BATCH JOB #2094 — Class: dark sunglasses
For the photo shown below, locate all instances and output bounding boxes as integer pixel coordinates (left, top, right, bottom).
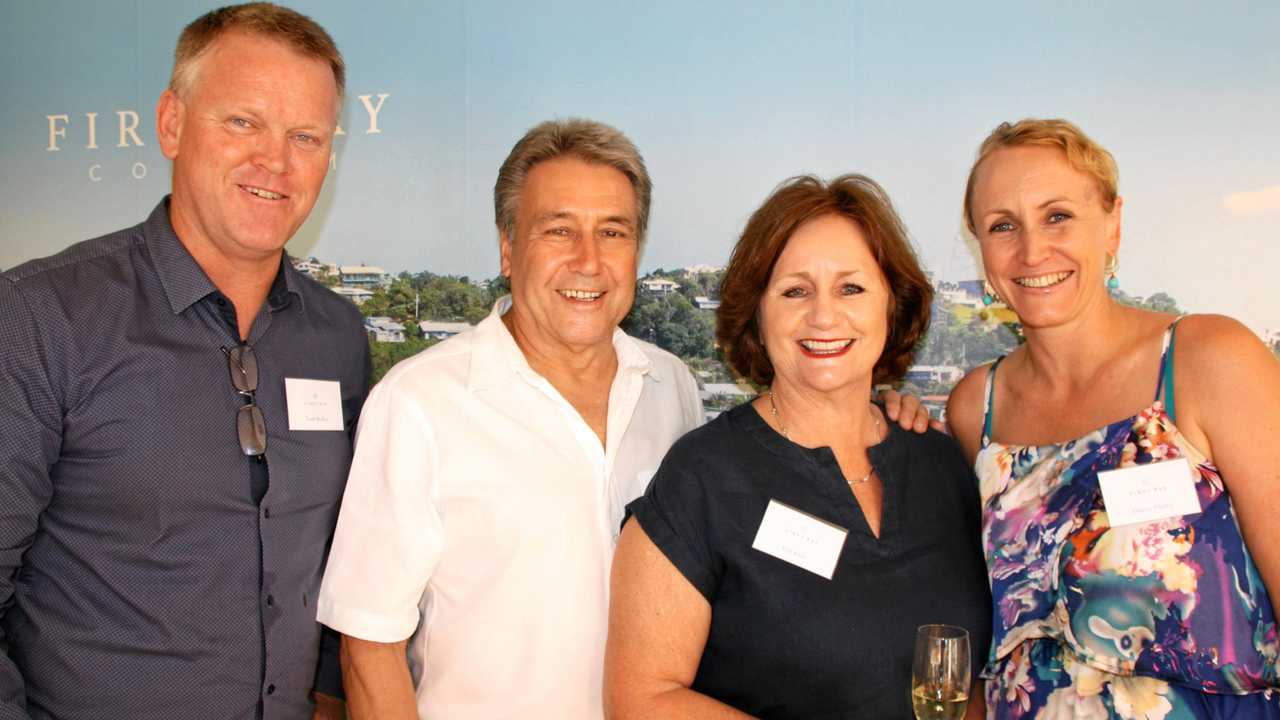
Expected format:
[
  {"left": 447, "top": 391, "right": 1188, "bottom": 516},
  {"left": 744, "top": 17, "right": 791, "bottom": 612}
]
[{"left": 223, "top": 344, "right": 267, "bottom": 456}]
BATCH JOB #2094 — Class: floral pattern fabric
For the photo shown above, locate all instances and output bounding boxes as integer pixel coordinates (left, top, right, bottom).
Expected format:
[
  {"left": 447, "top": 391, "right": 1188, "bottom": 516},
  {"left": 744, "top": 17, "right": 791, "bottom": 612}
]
[{"left": 975, "top": 329, "right": 1279, "bottom": 719}]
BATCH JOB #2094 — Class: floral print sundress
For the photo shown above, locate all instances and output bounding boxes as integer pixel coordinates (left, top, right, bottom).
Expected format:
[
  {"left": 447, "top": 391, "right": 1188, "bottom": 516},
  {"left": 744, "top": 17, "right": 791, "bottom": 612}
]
[{"left": 976, "top": 323, "right": 1279, "bottom": 719}]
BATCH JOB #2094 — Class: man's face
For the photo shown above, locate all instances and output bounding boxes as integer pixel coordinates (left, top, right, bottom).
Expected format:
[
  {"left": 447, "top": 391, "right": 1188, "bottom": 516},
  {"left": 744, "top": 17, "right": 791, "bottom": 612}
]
[
  {"left": 157, "top": 30, "right": 338, "bottom": 264},
  {"left": 500, "top": 156, "right": 639, "bottom": 357}
]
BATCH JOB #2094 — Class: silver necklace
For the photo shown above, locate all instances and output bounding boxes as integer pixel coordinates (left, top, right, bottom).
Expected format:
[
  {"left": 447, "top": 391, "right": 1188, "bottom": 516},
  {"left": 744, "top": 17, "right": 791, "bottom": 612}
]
[{"left": 767, "top": 389, "right": 880, "bottom": 485}]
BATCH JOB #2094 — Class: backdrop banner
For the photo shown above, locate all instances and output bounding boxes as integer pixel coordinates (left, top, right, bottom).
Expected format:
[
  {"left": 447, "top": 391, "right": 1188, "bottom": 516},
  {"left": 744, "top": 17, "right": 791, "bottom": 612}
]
[{"left": 4, "top": 1, "right": 1277, "bottom": 405}]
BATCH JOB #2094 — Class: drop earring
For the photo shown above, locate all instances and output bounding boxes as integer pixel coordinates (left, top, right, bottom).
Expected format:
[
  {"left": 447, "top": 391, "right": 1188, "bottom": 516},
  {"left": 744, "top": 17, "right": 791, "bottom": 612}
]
[
  {"left": 982, "top": 279, "right": 1000, "bottom": 306},
  {"left": 1104, "top": 253, "right": 1120, "bottom": 293}
]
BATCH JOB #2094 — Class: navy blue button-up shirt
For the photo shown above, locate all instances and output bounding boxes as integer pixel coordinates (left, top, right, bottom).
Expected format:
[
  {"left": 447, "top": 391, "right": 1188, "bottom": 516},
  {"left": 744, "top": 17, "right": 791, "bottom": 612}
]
[{"left": 0, "top": 199, "right": 370, "bottom": 719}]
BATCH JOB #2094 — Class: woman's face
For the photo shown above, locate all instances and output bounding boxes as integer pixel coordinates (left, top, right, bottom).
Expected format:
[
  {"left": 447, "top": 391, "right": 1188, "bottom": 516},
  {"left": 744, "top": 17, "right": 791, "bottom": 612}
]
[
  {"left": 969, "top": 144, "right": 1121, "bottom": 330},
  {"left": 758, "top": 214, "right": 890, "bottom": 396}
]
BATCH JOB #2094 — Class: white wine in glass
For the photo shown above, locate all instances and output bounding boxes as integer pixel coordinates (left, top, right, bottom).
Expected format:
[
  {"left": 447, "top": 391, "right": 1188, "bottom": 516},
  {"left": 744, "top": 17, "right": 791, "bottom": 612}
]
[{"left": 911, "top": 624, "right": 970, "bottom": 720}]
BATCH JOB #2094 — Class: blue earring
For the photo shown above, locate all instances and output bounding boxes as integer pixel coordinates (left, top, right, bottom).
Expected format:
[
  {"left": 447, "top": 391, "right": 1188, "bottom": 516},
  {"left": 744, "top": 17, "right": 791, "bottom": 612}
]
[
  {"left": 982, "top": 280, "right": 999, "bottom": 306},
  {"left": 1105, "top": 253, "right": 1120, "bottom": 293}
]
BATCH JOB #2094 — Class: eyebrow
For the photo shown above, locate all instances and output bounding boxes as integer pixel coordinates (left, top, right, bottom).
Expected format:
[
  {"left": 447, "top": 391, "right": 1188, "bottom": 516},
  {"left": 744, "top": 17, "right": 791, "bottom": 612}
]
[
  {"left": 533, "top": 211, "right": 635, "bottom": 228},
  {"left": 776, "top": 269, "right": 864, "bottom": 282},
  {"left": 980, "top": 196, "right": 1073, "bottom": 220}
]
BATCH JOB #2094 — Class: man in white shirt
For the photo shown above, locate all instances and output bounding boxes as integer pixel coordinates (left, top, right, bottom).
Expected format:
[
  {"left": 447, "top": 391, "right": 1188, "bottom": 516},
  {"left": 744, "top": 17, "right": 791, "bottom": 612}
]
[{"left": 316, "top": 118, "right": 704, "bottom": 719}]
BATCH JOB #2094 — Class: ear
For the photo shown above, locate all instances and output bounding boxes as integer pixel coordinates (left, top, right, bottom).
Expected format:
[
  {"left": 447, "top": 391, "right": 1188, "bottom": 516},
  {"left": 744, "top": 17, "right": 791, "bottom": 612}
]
[
  {"left": 498, "top": 229, "right": 513, "bottom": 278},
  {"left": 1106, "top": 196, "right": 1124, "bottom": 254},
  {"left": 156, "top": 89, "right": 185, "bottom": 161}
]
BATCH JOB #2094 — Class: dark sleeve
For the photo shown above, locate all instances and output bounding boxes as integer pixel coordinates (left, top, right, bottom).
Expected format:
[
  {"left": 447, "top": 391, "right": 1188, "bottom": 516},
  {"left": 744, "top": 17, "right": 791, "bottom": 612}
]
[
  {"left": 625, "top": 436, "right": 722, "bottom": 601},
  {"left": 0, "top": 280, "right": 59, "bottom": 719},
  {"left": 311, "top": 625, "right": 345, "bottom": 699}
]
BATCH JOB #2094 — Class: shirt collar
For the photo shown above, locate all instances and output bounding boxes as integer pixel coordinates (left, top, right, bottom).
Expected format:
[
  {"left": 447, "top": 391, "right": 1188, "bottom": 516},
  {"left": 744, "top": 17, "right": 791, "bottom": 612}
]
[
  {"left": 145, "top": 195, "right": 305, "bottom": 314},
  {"left": 467, "top": 295, "right": 658, "bottom": 392}
]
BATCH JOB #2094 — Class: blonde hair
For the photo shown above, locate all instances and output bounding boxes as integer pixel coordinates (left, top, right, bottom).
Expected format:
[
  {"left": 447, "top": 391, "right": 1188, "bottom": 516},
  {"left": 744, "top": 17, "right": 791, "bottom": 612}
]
[
  {"left": 170, "top": 3, "right": 345, "bottom": 101},
  {"left": 964, "top": 118, "right": 1118, "bottom": 234}
]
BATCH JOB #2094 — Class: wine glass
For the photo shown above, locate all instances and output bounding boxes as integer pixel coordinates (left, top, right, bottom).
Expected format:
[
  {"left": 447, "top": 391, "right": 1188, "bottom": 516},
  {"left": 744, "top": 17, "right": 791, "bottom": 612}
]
[{"left": 911, "top": 624, "right": 971, "bottom": 720}]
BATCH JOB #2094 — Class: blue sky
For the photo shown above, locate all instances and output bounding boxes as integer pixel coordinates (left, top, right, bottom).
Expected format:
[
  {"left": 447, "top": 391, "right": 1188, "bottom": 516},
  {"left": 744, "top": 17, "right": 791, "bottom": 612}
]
[{"left": 3, "top": 1, "right": 1277, "bottom": 332}]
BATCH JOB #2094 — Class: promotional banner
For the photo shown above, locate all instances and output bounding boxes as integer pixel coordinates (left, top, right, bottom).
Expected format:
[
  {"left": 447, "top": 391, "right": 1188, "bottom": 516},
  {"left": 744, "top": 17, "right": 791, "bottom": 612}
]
[{"left": 4, "top": 1, "right": 1277, "bottom": 405}]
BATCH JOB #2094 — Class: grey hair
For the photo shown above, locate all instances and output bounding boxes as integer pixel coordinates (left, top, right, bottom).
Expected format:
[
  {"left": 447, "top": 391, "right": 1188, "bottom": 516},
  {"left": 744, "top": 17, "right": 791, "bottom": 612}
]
[{"left": 494, "top": 118, "right": 653, "bottom": 246}]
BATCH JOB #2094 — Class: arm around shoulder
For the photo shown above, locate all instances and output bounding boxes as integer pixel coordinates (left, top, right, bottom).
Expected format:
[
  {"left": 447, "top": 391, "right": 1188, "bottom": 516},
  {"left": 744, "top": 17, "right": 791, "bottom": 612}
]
[
  {"left": 1172, "top": 314, "right": 1280, "bottom": 618},
  {"left": 947, "top": 364, "right": 993, "bottom": 466},
  {"left": 604, "top": 518, "right": 754, "bottom": 719}
]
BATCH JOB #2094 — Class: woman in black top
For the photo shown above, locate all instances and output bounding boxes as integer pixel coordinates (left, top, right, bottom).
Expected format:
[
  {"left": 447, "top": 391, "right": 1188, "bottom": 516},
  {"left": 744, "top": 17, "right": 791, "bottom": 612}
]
[{"left": 604, "top": 175, "right": 991, "bottom": 719}]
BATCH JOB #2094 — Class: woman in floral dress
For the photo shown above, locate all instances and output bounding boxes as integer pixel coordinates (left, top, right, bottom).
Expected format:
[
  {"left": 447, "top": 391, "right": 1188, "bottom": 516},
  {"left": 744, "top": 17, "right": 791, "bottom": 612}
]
[{"left": 946, "top": 119, "right": 1280, "bottom": 719}]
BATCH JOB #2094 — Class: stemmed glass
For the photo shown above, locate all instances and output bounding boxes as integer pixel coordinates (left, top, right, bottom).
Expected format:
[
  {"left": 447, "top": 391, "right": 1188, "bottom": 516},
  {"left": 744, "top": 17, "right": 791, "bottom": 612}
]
[{"left": 911, "top": 624, "right": 971, "bottom": 720}]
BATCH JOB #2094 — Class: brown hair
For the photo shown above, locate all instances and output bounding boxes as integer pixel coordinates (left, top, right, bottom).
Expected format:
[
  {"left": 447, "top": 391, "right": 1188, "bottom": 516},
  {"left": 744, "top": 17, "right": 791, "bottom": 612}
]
[
  {"left": 964, "top": 118, "right": 1118, "bottom": 235},
  {"left": 494, "top": 118, "right": 652, "bottom": 247},
  {"left": 170, "top": 3, "right": 345, "bottom": 101},
  {"left": 717, "top": 174, "right": 933, "bottom": 386}
]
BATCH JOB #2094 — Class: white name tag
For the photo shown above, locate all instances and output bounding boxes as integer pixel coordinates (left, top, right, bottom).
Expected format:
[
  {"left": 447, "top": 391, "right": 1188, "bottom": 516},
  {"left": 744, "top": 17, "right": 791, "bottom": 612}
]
[
  {"left": 751, "top": 499, "right": 848, "bottom": 580},
  {"left": 284, "top": 378, "right": 345, "bottom": 431},
  {"left": 1097, "top": 458, "right": 1201, "bottom": 528}
]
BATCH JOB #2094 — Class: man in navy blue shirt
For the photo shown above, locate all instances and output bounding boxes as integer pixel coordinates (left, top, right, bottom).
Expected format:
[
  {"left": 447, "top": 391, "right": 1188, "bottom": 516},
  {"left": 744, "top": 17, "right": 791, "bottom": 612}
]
[{"left": 0, "top": 4, "right": 368, "bottom": 719}]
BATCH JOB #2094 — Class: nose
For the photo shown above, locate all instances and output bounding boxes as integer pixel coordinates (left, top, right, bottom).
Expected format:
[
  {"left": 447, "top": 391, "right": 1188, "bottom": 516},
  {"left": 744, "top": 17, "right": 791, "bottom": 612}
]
[
  {"left": 1018, "top": 225, "right": 1051, "bottom": 266},
  {"left": 253, "top": 133, "right": 290, "bottom": 175},
  {"left": 568, "top": 234, "right": 602, "bottom": 276},
  {"left": 807, "top": 289, "right": 838, "bottom": 329}
]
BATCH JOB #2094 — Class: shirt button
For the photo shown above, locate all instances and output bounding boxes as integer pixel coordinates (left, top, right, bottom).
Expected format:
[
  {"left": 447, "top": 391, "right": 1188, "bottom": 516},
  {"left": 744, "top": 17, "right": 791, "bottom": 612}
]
[
  {"left": 263, "top": 507, "right": 271, "bottom": 519},
  {"left": 216, "top": 298, "right": 227, "bottom": 306},
  {"left": 266, "top": 684, "right": 276, "bottom": 695},
  {"left": 266, "top": 594, "right": 275, "bottom": 607}
]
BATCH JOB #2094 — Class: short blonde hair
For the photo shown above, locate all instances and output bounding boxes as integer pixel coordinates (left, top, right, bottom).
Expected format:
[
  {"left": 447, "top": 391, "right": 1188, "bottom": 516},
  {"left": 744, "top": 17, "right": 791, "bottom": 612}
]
[
  {"left": 170, "top": 3, "right": 345, "bottom": 101},
  {"left": 963, "top": 118, "right": 1118, "bottom": 235}
]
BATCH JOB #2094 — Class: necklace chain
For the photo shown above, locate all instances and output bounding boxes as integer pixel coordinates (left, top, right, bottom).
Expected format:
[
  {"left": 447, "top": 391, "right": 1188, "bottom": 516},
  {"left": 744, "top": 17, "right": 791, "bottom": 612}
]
[{"left": 767, "top": 390, "right": 880, "bottom": 485}]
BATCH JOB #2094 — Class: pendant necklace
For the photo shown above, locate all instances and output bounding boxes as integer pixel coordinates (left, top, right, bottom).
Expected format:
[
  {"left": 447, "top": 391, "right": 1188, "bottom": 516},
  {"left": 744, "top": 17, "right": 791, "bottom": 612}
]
[{"left": 767, "top": 389, "right": 880, "bottom": 486}]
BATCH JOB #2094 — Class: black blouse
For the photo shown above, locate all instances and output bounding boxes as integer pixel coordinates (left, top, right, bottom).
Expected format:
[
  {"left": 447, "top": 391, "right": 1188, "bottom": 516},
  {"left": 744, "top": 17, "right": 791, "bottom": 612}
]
[{"left": 627, "top": 402, "right": 992, "bottom": 719}]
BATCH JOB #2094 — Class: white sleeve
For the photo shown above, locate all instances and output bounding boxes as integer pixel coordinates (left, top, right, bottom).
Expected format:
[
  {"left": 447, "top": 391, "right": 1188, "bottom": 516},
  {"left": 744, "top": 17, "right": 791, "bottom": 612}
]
[
  {"left": 675, "top": 360, "right": 705, "bottom": 431},
  {"left": 316, "top": 373, "right": 443, "bottom": 642}
]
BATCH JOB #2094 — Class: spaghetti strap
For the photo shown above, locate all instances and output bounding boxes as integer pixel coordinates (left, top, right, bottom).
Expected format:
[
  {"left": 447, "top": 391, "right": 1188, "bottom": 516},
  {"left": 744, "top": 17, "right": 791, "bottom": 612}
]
[
  {"left": 1153, "top": 321, "right": 1180, "bottom": 422},
  {"left": 981, "top": 357, "right": 1005, "bottom": 448}
]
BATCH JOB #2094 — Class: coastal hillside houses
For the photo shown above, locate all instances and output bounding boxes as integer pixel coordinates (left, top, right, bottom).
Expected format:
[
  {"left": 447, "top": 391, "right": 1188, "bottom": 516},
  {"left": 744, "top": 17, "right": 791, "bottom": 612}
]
[
  {"left": 693, "top": 296, "right": 720, "bottom": 310},
  {"left": 292, "top": 256, "right": 338, "bottom": 278},
  {"left": 340, "top": 265, "right": 391, "bottom": 288},
  {"left": 418, "top": 320, "right": 473, "bottom": 340},
  {"left": 640, "top": 277, "right": 679, "bottom": 297},
  {"left": 364, "top": 316, "right": 406, "bottom": 343},
  {"left": 331, "top": 286, "right": 374, "bottom": 305}
]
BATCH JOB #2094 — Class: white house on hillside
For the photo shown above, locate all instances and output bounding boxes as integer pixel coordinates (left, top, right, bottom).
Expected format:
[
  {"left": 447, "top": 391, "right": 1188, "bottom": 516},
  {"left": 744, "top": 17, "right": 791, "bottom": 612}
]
[
  {"left": 419, "top": 320, "right": 473, "bottom": 340},
  {"left": 640, "top": 277, "right": 679, "bottom": 297}
]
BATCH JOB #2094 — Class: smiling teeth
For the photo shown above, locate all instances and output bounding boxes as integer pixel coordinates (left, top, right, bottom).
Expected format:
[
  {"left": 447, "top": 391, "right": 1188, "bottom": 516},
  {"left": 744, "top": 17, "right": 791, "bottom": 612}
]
[
  {"left": 245, "top": 186, "right": 283, "bottom": 200},
  {"left": 799, "top": 339, "right": 852, "bottom": 354},
  {"left": 1014, "top": 271, "right": 1071, "bottom": 288},
  {"left": 559, "top": 289, "right": 602, "bottom": 300}
]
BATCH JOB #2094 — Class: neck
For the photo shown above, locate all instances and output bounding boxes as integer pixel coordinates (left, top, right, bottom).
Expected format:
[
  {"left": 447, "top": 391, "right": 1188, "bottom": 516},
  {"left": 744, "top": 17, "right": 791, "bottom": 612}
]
[
  {"left": 169, "top": 202, "right": 280, "bottom": 341},
  {"left": 762, "top": 376, "right": 880, "bottom": 449},
  {"left": 1018, "top": 297, "right": 1139, "bottom": 388},
  {"left": 501, "top": 308, "right": 619, "bottom": 390}
]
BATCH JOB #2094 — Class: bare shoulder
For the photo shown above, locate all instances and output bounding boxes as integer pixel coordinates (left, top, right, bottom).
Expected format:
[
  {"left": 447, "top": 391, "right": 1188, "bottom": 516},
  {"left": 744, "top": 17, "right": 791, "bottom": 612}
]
[
  {"left": 947, "top": 362, "right": 995, "bottom": 463},
  {"left": 1174, "top": 314, "right": 1276, "bottom": 383},
  {"left": 1172, "top": 314, "right": 1280, "bottom": 431}
]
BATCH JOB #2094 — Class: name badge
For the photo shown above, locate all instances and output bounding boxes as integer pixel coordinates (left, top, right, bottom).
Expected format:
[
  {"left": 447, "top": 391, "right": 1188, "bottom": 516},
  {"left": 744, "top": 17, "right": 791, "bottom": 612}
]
[
  {"left": 1097, "top": 458, "right": 1201, "bottom": 528},
  {"left": 284, "top": 378, "right": 344, "bottom": 431},
  {"left": 751, "top": 499, "right": 848, "bottom": 580}
]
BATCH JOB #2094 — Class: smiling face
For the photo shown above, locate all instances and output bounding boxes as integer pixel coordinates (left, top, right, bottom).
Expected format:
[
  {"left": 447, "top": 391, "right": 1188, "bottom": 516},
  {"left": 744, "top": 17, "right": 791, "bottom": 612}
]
[
  {"left": 758, "top": 214, "right": 890, "bottom": 397},
  {"left": 969, "top": 144, "right": 1122, "bottom": 330},
  {"left": 157, "top": 30, "right": 338, "bottom": 266},
  {"left": 500, "top": 156, "right": 639, "bottom": 358}
]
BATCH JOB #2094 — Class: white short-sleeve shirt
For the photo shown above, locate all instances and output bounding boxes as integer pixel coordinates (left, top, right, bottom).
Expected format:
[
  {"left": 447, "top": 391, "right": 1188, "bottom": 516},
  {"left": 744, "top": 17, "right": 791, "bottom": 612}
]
[{"left": 317, "top": 297, "right": 703, "bottom": 719}]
